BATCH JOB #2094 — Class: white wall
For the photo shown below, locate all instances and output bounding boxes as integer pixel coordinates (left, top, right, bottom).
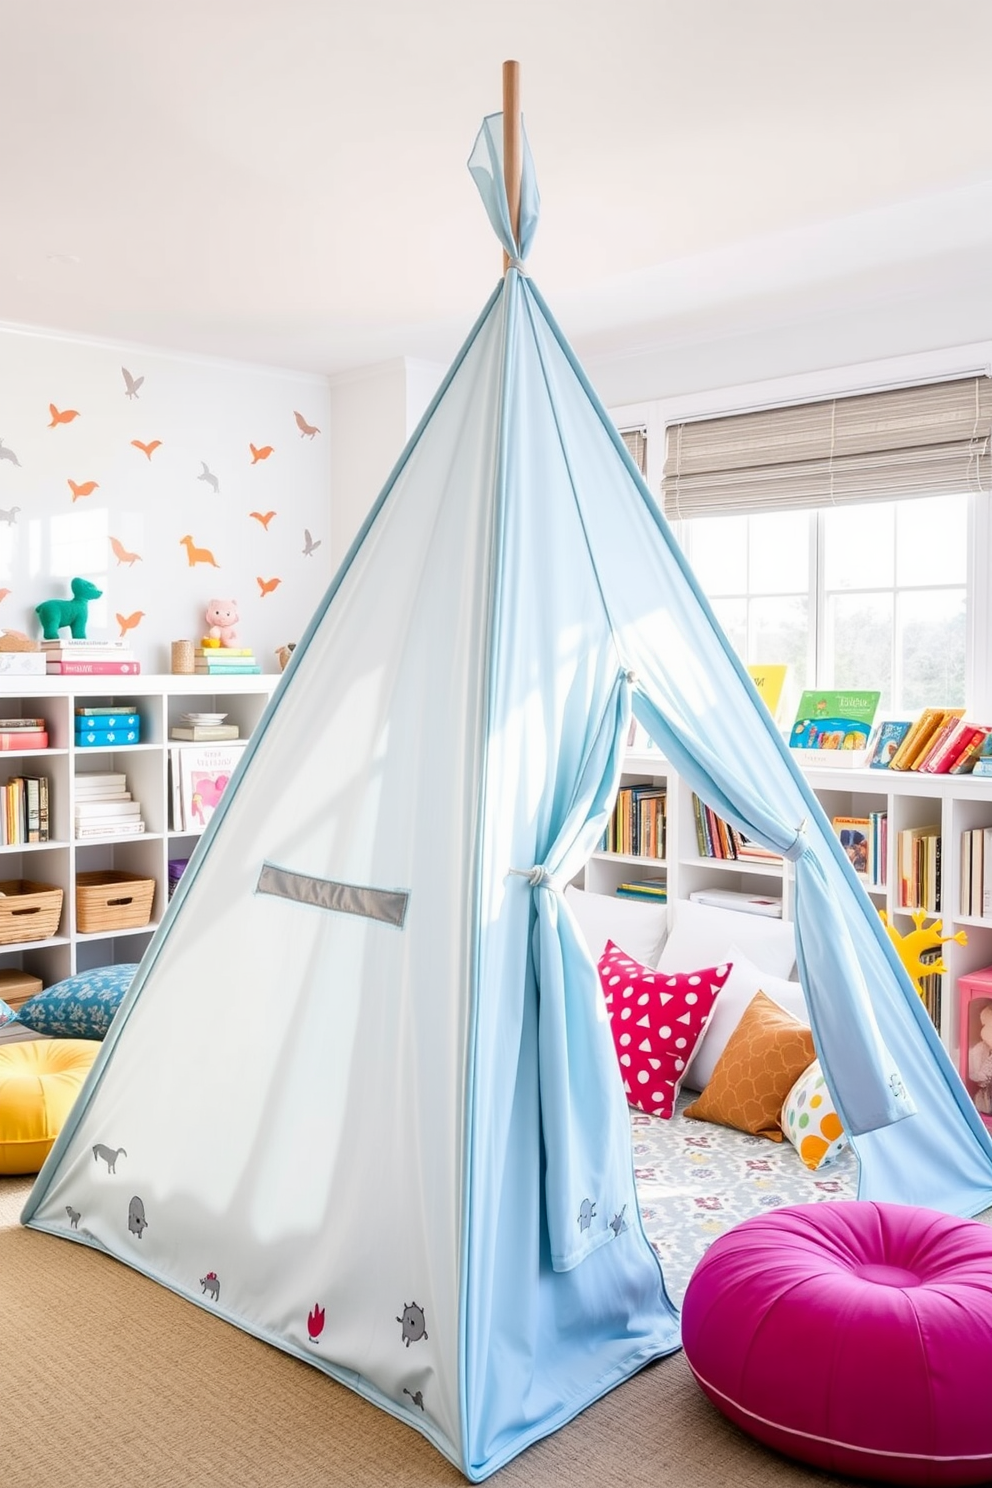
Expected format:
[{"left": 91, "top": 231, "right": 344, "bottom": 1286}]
[
  {"left": 0, "top": 325, "right": 334, "bottom": 672},
  {"left": 327, "top": 357, "right": 445, "bottom": 566}
]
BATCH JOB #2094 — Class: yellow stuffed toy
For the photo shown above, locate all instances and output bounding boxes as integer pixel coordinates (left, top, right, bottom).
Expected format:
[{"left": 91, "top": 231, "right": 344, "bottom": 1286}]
[{"left": 878, "top": 908, "right": 966, "bottom": 996}]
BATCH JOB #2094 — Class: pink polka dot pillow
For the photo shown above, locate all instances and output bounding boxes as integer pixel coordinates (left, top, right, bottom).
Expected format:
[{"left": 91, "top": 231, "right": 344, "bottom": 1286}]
[{"left": 598, "top": 940, "right": 731, "bottom": 1119}]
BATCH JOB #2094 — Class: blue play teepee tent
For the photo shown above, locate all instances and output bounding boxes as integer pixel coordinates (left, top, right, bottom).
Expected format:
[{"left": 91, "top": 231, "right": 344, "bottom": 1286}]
[{"left": 23, "top": 81, "right": 992, "bottom": 1481}]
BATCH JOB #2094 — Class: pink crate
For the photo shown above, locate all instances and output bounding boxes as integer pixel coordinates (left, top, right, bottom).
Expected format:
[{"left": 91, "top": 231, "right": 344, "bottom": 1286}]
[{"left": 957, "top": 965, "right": 992, "bottom": 1131}]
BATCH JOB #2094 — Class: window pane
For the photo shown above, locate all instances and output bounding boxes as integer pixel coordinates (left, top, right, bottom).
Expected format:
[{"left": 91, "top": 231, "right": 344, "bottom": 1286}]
[
  {"left": 708, "top": 596, "right": 747, "bottom": 658},
  {"left": 822, "top": 503, "right": 894, "bottom": 589},
  {"left": 748, "top": 511, "right": 808, "bottom": 595},
  {"left": 898, "top": 588, "right": 966, "bottom": 709},
  {"left": 824, "top": 592, "right": 893, "bottom": 707},
  {"left": 897, "top": 494, "right": 967, "bottom": 586},
  {"left": 749, "top": 596, "right": 810, "bottom": 690},
  {"left": 687, "top": 515, "right": 748, "bottom": 595}
]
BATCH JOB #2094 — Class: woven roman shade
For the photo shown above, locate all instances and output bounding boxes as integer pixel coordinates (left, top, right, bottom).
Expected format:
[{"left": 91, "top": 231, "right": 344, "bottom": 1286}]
[
  {"left": 662, "top": 376, "right": 992, "bottom": 520},
  {"left": 620, "top": 426, "right": 647, "bottom": 476}
]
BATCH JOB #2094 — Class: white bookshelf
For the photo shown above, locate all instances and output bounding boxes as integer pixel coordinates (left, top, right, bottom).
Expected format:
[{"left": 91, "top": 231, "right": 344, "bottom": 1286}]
[
  {"left": 0, "top": 674, "right": 279, "bottom": 985},
  {"left": 583, "top": 751, "right": 992, "bottom": 1071}
]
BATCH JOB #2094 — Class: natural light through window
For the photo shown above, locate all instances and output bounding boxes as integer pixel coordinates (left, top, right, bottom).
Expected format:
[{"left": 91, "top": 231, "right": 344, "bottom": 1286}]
[{"left": 680, "top": 493, "right": 967, "bottom": 713}]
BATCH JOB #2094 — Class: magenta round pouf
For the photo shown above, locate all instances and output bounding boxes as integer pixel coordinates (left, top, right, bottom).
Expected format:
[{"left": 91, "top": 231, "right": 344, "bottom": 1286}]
[{"left": 681, "top": 1202, "right": 992, "bottom": 1486}]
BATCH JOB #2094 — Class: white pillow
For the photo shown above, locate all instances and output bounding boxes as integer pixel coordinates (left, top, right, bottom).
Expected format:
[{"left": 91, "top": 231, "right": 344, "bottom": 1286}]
[
  {"left": 680, "top": 946, "right": 808, "bottom": 1093},
  {"left": 656, "top": 899, "right": 796, "bottom": 981},
  {"left": 563, "top": 884, "right": 669, "bottom": 969}
]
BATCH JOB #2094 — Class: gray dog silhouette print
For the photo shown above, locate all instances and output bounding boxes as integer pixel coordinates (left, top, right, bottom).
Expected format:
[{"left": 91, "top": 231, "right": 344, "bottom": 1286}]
[{"left": 93, "top": 1144, "right": 127, "bottom": 1174}]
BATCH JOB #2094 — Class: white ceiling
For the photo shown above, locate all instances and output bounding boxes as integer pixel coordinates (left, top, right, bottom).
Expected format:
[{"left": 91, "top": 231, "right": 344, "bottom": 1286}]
[{"left": 4, "top": 1, "right": 992, "bottom": 380}]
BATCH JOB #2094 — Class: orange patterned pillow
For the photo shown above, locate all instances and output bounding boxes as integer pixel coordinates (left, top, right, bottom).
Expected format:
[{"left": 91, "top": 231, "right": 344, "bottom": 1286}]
[{"left": 683, "top": 990, "right": 815, "bottom": 1141}]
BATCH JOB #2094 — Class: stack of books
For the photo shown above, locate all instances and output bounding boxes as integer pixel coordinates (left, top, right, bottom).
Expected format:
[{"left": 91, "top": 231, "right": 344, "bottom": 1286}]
[
  {"left": 614, "top": 877, "right": 668, "bottom": 904},
  {"left": 896, "top": 823, "right": 941, "bottom": 913},
  {"left": 602, "top": 783, "right": 666, "bottom": 858},
  {"left": 0, "top": 716, "right": 49, "bottom": 751},
  {"left": 74, "top": 772, "right": 146, "bottom": 840},
  {"left": 0, "top": 774, "right": 50, "bottom": 843},
  {"left": 691, "top": 793, "right": 782, "bottom": 865},
  {"left": 44, "top": 640, "right": 140, "bottom": 675},
  {"left": 194, "top": 645, "right": 260, "bottom": 676},
  {"left": 74, "top": 706, "right": 141, "bottom": 749},
  {"left": 170, "top": 722, "right": 240, "bottom": 742}
]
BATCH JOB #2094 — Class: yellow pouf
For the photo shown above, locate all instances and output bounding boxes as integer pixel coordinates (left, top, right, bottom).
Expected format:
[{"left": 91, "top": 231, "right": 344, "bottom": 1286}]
[{"left": 0, "top": 1039, "right": 99, "bottom": 1175}]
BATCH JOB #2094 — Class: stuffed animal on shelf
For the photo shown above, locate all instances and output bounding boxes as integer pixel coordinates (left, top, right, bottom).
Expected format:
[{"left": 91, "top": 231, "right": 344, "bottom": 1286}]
[
  {"left": 204, "top": 598, "right": 239, "bottom": 646},
  {"left": 35, "top": 577, "right": 103, "bottom": 640},
  {"left": 276, "top": 642, "right": 296, "bottom": 672},
  {"left": 968, "top": 1005, "right": 992, "bottom": 1114}
]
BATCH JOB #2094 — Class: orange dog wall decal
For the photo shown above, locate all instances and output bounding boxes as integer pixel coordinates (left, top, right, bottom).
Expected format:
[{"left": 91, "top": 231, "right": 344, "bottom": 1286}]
[
  {"left": 68, "top": 479, "right": 99, "bottom": 502},
  {"left": 110, "top": 537, "right": 142, "bottom": 567},
  {"left": 48, "top": 404, "right": 80, "bottom": 427},
  {"left": 180, "top": 535, "right": 220, "bottom": 568},
  {"left": 257, "top": 576, "right": 281, "bottom": 597},
  {"left": 131, "top": 439, "right": 162, "bottom": 460}
]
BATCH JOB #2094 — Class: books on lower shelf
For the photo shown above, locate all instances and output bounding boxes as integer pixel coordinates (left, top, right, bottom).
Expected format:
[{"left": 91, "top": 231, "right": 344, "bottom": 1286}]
[
  {"left": 0, "top": 774, "right": 50, "bottom": 843},
  {"left": 688, "top": 887, "right": 783, "bottom": 918},
  {"left": 170, "top": 724, "right": 240, "bottom": 741},
  {"left": 74, "top": 771, "right": 145, "bottom": 839},
  {"left": 615, "top": 877, "right": 668, "bottom": 903},
  {"left": 960, "top": 827, "right": 992, "bottom": 919},
  {"left": 169, "top": 742, "right": 247, "bottom": 832},
  {"left": 897, "top": 824, "right": 941, "bottom": 912}
]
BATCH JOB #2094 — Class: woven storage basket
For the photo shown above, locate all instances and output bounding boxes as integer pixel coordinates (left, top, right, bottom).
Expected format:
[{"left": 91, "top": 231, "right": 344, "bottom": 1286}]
[
  {"left": 0, "top": 880, "right": 64, "bottom": 945},
  {"left": 75, "top": 872, "right": 154, "bottom": 934}
]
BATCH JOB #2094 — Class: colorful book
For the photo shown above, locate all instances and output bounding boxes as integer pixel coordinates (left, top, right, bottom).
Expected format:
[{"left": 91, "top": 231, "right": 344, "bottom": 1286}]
[
  {"left": 192, "top": 664, "right": 262, "bottom": 675},
  {"left": 76, "top": 706, "right": 139, "bottom": 716},
  {"left": 746, "top": 663, "right": 792, "bottom": 724},
  {"left": 75, "top": 727, "right": 140, "bottom": 747},
  {"left": 867, "top": 720, "right": 912, "bottom": 768},
  {"left": 177, "top": 742, "right": 247, "bottom": 831},
  {"left": 43, "top": 638, "right": 127, "bottom": 649},
  {"left": 74, "top": 713, "right": 139, "bottom": 731},
  {"left": 789, "top": 690, "right": 880, "bottom": 752},
  {"left": 47, "top": 660, "right": 141, "bottom": 675},
  {"left": 832, "top": 815, "right": 871, "bottom": 875},
  {"left": 0, "top": 730, "right": 48, "bottom": 750}
]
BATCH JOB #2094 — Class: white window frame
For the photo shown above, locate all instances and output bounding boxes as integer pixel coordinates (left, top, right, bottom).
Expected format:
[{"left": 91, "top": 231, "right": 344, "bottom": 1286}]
[{"left": 612, "top": 339, "right": 992, "bottom": 718}]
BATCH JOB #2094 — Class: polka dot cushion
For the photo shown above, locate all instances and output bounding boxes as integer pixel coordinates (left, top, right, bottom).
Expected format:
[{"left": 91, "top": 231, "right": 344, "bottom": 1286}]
[
  {"left": 598, "top": 940, "right": 731, "bottom": 1119},
  {"left": 682, "top": 1202, "right": 992, "bottom": 1485},
  {"left": 780, "top": 1057, "right": 847, "bottom": 1169}
]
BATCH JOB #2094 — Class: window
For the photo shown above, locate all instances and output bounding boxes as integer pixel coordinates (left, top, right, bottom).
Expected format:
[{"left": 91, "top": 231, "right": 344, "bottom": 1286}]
[
  {"left": 663, "top": 377, "right": 987, "bottom": 714},
  {"left": 680, "top": 495, "right": 967, "bottom": 712}
]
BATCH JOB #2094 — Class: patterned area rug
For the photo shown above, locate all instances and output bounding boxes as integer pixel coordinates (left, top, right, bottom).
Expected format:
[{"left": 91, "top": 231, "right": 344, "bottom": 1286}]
[{"left": 633, "top": 1090, "right": 860, "bottom": 1304}]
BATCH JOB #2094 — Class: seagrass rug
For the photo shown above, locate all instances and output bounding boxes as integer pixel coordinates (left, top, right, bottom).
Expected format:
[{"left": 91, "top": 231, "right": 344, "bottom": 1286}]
[{"left": 0, "top": 1173, "right": 888, "bottom": 1488}]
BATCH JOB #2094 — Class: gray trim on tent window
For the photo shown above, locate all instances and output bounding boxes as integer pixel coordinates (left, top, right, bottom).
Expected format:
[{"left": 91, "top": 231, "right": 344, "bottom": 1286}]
[{"left": 256, "top": 862, "right": 409, "bottom": 928}]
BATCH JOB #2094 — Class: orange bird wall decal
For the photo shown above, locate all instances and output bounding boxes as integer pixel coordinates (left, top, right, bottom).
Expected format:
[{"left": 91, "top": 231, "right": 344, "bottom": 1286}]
[
  {"left": 48, "top": 404, "right": 80, "bottom": 427},
  {"left": 117, "top": 610, "right": 145, "bottom": 637},
  {"left": 180, "top": 535, "right": 219, "bottom": 568},
  {"left": 68, "top": 479, "right": 99, "bottom": 502},
  {"left": 294, "top": 411, "right": 320, "bottom": 439},
  {"left": 131, "top": 439, "right": 162, "bottom": 460},
  {"left": 257, "top": 576, "right": 281, "bottom": 597},
  {"left": 249, "top": 510, "right": 276, "bottom": 529},
  {"left": 110, "top": 537, "right": 142, "bottom": 567},
  {"left": 249, "top": 443, "right": 274, "bottom": 463}
]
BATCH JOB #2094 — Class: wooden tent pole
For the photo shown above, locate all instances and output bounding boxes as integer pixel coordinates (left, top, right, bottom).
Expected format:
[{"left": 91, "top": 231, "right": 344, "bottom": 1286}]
[{"left": 502, "top": 60, "right": 522, "bottom": 273}]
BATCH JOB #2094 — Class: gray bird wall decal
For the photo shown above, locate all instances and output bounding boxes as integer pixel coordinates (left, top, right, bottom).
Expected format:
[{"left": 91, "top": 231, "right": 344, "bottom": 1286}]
[{"left": 197, "top": 462, "right": 220, "bottom": 494}]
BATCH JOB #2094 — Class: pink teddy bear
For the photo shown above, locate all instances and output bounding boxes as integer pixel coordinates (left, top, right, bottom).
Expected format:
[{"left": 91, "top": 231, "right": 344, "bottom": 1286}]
[{"left": 205, "top": 598, "right": 239, "bottom": 647}]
